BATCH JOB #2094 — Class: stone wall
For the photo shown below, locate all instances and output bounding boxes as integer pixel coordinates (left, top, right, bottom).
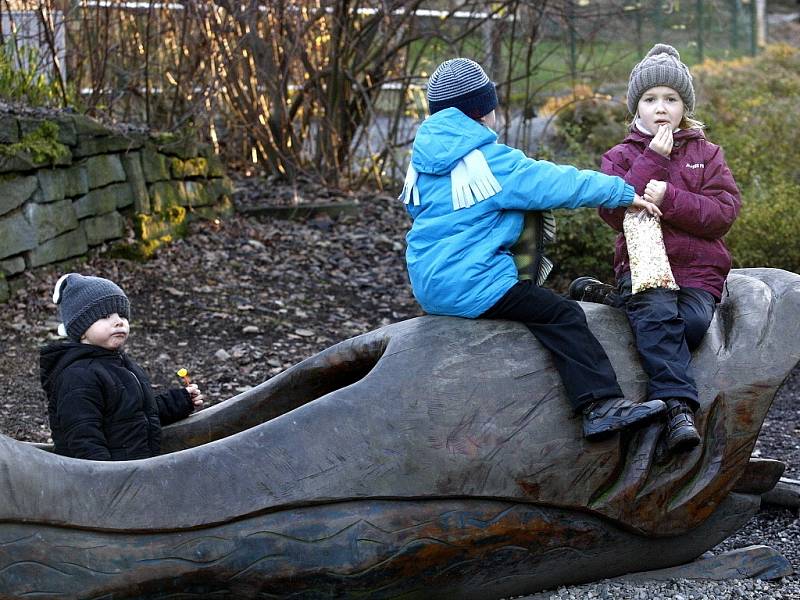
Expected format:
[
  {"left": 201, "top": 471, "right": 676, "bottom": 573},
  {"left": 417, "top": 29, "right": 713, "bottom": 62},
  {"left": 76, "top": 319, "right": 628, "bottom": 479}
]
[{"left": 0, "top": 111, "right": 233, "bottom": 302}]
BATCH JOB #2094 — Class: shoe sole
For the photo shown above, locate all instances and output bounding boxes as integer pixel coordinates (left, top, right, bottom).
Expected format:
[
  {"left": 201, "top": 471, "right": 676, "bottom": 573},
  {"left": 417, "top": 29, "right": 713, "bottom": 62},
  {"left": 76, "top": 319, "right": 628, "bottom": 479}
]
[
  {"left": 584, "top": 400, "right": 667, "bottom": 441},
  {"left": 667, "top": 428, "right": 701, "bottom": 453}
]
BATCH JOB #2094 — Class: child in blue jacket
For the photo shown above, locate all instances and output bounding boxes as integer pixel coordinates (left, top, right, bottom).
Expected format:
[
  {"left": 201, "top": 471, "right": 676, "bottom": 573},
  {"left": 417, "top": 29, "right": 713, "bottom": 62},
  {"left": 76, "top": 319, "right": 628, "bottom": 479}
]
[{"left": 399, "top": 58, "right": 665, "bottom": 440}]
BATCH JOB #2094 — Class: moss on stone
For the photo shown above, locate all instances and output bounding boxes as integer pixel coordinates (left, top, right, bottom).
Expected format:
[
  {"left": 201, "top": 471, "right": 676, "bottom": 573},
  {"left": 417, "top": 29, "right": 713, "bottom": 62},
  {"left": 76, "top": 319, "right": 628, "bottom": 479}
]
[
  {"left": 120, "top": 204, "right": 189, "bottom": 260},
  {"left": 0, "top": 121, "right": 70, "bottom": 165}
]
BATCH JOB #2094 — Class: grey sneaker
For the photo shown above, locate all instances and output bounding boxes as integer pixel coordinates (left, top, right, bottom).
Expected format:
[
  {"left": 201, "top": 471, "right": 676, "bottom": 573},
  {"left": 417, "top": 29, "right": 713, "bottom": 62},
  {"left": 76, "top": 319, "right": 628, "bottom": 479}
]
[
  {"left": 583, "top": 397, "right": 667, "bottom": 440},
  {"left": 568, "top": 276, "right": 619, "bottom": 306}
]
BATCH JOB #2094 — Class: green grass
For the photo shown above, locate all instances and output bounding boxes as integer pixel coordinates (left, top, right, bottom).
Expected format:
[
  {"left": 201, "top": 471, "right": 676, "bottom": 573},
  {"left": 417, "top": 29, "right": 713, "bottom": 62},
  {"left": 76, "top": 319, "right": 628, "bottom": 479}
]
[{"left": 399, "top": 6, "right": 757, "bottom": 111}]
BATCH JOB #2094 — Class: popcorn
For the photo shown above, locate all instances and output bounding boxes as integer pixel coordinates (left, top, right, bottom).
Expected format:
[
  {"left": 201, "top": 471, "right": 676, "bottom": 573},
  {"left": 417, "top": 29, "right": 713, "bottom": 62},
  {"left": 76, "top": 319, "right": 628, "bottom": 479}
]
[{"left": 623, "top": 211, "right": 679, "bottom": 294}]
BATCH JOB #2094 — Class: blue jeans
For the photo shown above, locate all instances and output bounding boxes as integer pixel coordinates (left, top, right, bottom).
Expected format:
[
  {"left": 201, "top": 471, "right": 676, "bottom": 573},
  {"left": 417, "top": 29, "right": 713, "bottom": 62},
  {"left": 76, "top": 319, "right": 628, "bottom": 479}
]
[{"left": 617, "top": 276, "right": 716, "bottom": 410}]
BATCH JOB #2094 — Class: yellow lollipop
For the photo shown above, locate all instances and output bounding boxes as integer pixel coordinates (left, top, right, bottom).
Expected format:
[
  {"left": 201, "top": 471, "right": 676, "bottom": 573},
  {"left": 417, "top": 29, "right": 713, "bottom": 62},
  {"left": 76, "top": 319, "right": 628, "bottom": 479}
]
[{"left": 176, "top": 368, "right": 190, "bottom": 385}]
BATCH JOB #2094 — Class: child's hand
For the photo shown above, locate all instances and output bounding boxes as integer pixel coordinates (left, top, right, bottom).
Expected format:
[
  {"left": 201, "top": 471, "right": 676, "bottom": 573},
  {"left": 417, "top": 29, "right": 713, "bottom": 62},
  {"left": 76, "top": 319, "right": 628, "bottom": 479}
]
[
  {"left": 649, "top": 124, "right": 673, "bottom": 157},
  {"left": 629, "top": 194, "right": 662, "bottom": 218},
  {"left": 185, "top": 383, "right": 204, "bottom": 410},
  {"left": 644, "top": 179, "right": 668, "bottom": 206}
]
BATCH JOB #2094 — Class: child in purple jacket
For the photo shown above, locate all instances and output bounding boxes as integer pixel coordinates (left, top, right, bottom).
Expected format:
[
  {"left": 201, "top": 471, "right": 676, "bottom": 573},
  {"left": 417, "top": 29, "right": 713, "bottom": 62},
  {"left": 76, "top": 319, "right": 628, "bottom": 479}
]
[{"left": 569, "top": 44, "right": 741, "bottom": 454}]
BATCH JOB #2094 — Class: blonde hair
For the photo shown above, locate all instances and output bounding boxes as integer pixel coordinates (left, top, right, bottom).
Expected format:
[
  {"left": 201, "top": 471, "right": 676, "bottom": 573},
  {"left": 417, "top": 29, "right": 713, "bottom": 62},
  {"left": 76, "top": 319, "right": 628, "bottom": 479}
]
[{"left": 680, "top": 115, "right": 705, "bottom": 130}]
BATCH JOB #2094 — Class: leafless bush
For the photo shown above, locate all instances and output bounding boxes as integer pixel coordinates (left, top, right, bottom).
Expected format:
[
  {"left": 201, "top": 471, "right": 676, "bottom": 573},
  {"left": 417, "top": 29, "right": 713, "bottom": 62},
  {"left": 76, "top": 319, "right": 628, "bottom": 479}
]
[{"left": 1, "top": 0, "right": 750, "bottom": 190}]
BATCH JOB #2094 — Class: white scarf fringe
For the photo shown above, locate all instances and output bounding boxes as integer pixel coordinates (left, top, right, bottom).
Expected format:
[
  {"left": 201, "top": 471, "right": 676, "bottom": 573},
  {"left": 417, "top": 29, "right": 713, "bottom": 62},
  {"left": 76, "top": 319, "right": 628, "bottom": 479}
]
[
  {"left": 450, "top": 150, "right": 501, "bottom": 210},
  {"left": 398, "top": 149, "right": 501, "bottom": 210},
  {"left": 398, "top": 162, "right": 420, "bottom": 206}
]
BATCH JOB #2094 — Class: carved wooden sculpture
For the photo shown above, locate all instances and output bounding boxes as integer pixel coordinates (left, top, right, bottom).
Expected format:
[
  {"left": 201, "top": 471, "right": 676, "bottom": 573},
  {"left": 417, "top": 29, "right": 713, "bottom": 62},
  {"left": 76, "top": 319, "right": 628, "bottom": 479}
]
[{"left": 0, "top": 268, "right": 797, "bottom": 598}]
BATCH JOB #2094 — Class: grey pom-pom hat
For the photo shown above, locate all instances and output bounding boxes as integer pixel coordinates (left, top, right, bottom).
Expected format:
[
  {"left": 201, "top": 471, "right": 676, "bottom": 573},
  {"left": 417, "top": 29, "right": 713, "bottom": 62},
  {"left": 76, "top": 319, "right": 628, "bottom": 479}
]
[
  {"left": 53, "top": 273, "right": 130, "bottom": 341},
  {"left": 627, "top": 43, "right": 695, "bottom": 115}
]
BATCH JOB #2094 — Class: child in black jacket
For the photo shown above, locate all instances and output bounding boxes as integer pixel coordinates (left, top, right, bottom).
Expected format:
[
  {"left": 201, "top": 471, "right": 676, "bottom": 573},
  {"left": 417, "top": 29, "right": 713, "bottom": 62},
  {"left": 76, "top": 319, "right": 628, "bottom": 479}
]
[{"left": 39, "top": 273, "right": 203, "bottom": 460}]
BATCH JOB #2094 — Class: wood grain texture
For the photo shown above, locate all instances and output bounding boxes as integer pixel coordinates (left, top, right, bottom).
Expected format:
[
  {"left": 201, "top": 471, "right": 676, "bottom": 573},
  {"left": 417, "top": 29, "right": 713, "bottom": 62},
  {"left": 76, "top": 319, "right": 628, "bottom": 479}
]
[
  {"left": 0, "top": 268, "right": 797, "bottom": 597},
  {"left": 0, "top": 494, "right": 760, "bottom": 598}
]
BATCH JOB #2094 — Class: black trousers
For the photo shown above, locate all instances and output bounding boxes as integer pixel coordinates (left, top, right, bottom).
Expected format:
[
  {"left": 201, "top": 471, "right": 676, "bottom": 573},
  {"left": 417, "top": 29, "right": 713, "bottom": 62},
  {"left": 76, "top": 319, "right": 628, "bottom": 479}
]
[
  {"left": 480, "top": 280, "right": 624, "bottom": 412},
  {"left": 617, "top": 276, "right": 716, "bottom": 411}
]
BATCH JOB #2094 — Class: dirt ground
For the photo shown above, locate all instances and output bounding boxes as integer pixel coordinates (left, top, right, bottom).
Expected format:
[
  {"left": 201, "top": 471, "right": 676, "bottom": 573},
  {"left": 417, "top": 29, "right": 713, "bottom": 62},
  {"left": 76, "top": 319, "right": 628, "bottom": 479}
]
[{"left": 0, "top": 181, "right": 421, "bottom": 442}]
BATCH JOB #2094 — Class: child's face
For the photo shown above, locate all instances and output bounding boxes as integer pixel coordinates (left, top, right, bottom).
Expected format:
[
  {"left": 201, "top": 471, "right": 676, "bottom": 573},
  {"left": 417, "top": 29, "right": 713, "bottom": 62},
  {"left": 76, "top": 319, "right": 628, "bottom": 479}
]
[
  {"left": 81, "top": 313, "right": 130, "bottom": 351},
  {"left": 636, "top": 86, "right": 684, "bottom": 133}
]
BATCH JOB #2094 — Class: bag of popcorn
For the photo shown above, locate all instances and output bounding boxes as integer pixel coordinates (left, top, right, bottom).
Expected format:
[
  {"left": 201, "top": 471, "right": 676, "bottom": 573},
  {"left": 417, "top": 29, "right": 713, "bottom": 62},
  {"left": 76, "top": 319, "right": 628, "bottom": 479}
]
[{"left": 623, "top": 211, "right": 679, "bottom": 294}]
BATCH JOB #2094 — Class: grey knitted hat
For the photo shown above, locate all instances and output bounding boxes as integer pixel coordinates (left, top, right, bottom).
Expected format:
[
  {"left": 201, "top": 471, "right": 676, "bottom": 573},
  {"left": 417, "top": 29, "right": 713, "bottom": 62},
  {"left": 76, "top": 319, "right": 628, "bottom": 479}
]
[
  {"left": 427, "top": 58, "right": 498, "bottom": 118},
  {"left": 53, "top": 273, "right": 130, "bottom": 341},
  {"left": 627, "top": 43, "right": 695, "bottom": 115}
]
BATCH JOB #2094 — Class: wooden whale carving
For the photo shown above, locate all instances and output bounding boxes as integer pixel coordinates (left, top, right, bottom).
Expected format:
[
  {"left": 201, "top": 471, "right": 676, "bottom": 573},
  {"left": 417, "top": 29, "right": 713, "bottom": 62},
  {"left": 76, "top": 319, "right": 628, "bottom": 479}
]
[{"left": 0, "top": 268, "right": 797, "bottom": 598}]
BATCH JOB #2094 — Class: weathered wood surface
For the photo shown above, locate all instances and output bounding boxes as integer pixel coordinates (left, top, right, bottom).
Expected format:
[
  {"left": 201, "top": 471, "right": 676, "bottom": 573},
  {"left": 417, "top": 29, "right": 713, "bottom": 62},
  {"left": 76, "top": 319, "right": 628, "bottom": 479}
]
[
  {"left": 0, "top": 494, "right": 762, "bottom": 599},
  {"left": 732, "top": 457, "right": 786, "bottom": 494},
  {"left": 0, "top": 267, "right": 798, "bottom": 598},
  {"left": 614, "top": 544, "right": 793, "bottom": 583},
  {"left": 761, "top": 477, "right": 800, "bottom": 509}
]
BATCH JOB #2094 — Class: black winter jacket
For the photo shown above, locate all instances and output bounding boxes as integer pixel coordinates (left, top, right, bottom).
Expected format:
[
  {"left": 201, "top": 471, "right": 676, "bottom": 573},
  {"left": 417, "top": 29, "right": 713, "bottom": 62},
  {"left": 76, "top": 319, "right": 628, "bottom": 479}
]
[{"left": 40, "top": 342, "right": 194, "bottom": 460}]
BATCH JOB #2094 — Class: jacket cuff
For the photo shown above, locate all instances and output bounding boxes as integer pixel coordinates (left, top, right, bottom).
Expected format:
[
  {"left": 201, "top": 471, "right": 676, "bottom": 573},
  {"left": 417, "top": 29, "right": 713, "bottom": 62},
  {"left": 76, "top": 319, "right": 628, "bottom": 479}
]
[
  {"left": 621, "top": 183, "right": 635, "bottom": 206},
  {"left": 660, "top": 182, "right": 679, "bottom": 216},
  {"left": 181, "top": 388, "right": 194, "bottom": 412},
  {"left": 643, "top": 146, "right": 671, "bottom": 167}
]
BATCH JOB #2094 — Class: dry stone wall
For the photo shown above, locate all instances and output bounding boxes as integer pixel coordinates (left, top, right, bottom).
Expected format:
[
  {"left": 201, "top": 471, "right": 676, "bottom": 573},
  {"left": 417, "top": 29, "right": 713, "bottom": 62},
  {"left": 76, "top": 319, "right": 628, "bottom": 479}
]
[{"left": 0, "top": 110, "right": 232, "bottom": 302}]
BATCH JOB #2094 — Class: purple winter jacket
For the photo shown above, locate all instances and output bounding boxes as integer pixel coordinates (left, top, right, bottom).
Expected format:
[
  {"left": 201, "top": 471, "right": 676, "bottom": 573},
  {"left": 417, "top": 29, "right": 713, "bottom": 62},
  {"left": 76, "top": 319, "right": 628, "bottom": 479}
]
[{"left": 598, "top": 127, "right": 741, "bottom": 300}]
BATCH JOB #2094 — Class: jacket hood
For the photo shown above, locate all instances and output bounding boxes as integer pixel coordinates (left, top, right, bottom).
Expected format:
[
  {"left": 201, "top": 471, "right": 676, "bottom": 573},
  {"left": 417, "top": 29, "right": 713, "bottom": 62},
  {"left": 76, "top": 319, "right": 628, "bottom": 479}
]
[
  {"left": 623, "top": 125, "right": 705, "bottom": 148},
  {"left": 40, "top": 341, "right": 120, "bottom": 396},
  {"left": 411, "top": 107, "right": 497, "bottom": 175}
]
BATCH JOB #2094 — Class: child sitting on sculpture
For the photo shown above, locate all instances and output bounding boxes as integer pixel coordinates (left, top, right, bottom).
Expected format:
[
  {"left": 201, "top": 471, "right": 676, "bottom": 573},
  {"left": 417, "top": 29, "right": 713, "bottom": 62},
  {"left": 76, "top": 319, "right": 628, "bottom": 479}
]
[
  {"left": 399, "top": 57, "right": 666, "bottom": 441},
  {"left": 40, "top": 273, "right": 204, "bottom": 460},
  {"left": 569, "top": 44, "right": 741, "bottom": 453}
]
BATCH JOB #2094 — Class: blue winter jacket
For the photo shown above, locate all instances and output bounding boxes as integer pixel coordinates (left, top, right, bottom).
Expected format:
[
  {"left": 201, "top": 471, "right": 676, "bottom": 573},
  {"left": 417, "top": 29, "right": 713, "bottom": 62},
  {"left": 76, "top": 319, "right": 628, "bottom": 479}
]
[{"left": 404, "top": 108, "right": 635, "bottom": 318}]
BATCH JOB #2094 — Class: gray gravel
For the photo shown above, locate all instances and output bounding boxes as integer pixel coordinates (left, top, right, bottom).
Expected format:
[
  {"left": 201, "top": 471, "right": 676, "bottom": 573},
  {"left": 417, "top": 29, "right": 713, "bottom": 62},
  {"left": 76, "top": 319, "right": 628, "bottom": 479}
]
[{"left": 521, "top": 577, "right": 796, "bottom": 599}]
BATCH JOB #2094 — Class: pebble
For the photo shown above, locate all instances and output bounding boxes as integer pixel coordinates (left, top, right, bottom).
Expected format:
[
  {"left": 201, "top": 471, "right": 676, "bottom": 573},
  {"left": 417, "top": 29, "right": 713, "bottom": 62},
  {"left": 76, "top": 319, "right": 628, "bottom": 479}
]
[{"left": 517, "top": 574, "right": 800, "bottom": 599}]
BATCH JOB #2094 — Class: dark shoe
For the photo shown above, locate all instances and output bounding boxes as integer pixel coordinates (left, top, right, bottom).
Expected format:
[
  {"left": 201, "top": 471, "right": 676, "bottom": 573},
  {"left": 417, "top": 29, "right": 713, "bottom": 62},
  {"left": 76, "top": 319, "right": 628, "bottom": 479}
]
[
  {"left": 665, "top": 399, "right": 701, "bottom": 453},
  {"left": 568, "top": 276, "right": 618, "bottom": 306},
  {"left": 583, "top": 397, "right": 667, "bottom": 440}
]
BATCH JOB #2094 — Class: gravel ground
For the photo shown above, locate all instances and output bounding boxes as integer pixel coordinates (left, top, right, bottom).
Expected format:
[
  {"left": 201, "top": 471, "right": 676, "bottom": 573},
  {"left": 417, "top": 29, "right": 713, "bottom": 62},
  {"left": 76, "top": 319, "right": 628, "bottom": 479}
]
[{"left": 0, "top": 179, "right": 797, "bottom": 598}]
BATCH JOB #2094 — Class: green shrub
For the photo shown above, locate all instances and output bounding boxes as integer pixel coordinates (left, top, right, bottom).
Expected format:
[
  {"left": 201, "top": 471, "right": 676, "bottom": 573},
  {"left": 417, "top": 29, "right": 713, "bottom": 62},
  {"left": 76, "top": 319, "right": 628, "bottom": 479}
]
[
  {"left": 726, "top": 180, "right": 800, "bottom": 269},
  {"left": 693, "top": 45, "right": 800, "bottom": 272},
  {"left": 547, "top": 207, "right": 618, "bottom": 291},
  {"left": 0, "top": 39, "right": 68, "bottom": 107},
  {"left": 0, "top": 121, "right": 69, "bottom": 164},
  {"left": 694, "top": 45, "right": 799, "bottom": 190},
  {"left": 547, "top": 97, "right": 629, "bottom": 169}
]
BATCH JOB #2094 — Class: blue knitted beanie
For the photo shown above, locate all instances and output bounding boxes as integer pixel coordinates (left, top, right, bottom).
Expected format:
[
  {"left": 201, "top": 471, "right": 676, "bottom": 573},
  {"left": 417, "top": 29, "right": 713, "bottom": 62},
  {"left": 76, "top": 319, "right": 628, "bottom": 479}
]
[{"left": 427, "top": 58, "right": 498, "bottom": 118}]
